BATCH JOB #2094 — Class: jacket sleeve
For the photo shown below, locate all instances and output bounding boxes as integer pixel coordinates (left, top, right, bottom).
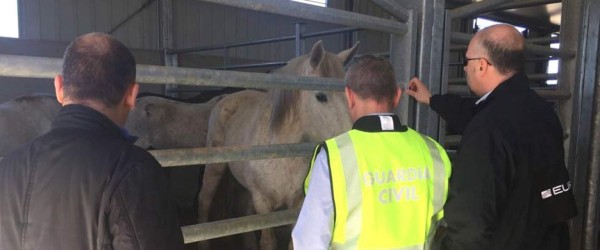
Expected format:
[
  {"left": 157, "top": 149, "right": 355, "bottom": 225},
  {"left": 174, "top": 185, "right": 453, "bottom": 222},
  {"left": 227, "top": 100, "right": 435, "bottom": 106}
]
[
  {"left": 108, "top": 154, "right": 185, "bottom": 250},
  {"left": 439, "top": 127, "right": 510, "bottom": 250},
  {"left": 430, "top": 94, "right": 475, "bottom": 135}
]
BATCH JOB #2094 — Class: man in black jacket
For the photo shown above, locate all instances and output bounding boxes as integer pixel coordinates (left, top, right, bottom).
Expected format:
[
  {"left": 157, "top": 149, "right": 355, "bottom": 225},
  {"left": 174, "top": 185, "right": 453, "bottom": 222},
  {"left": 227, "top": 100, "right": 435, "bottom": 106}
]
[
  {"left": 0, "top": 33, "right": 184, "bottom": 250},
  {"left": 406, "top": 24, "right": 577, "bottom": 250}
]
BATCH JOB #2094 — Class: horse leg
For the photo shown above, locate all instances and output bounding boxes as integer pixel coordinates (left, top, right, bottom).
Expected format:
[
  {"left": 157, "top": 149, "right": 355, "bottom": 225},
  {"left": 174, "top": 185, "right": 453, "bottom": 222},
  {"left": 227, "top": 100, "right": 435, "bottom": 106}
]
[
  {"left": 287, "top": 195, "right": 304, "bottom": 250},
  {"left": 197, "top": 162, "right": 228, "bottom": 250},
  {"left": 251, "top": 193, "right": 277, "bottom": 250},
  {"left": 242, "top": 193, "right": 259, "bottom": 250}
]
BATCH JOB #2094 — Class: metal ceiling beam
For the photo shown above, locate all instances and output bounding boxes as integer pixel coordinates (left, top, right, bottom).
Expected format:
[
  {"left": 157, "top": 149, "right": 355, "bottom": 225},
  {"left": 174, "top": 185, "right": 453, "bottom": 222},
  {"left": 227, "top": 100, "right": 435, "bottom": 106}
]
[{"left": 197, "top": 0, "right": 408, "bottom": 35}]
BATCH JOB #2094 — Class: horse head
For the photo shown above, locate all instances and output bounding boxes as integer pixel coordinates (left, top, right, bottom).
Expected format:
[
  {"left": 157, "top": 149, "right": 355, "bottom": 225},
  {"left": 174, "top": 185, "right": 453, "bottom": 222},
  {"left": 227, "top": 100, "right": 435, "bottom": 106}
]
[{"left": 270, "top": 40, "right": 360, "bottom": 142}]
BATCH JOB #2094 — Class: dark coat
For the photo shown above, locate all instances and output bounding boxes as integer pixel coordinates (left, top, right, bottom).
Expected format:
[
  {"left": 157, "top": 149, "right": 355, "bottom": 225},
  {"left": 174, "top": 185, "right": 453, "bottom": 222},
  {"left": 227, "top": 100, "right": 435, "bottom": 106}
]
[
  {"left": 0, "top": 104, "right": 184, "bottom": 250},
  {"left": 430, "top": 72, "right": 577, "bottom": 250}
]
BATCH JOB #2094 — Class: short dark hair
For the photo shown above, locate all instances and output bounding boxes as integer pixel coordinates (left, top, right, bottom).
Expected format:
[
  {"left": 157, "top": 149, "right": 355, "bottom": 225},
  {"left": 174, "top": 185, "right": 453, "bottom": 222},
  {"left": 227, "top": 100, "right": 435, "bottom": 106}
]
[
  {"left": 481, "top": 37, "right": 525, "bottom": 75},
  {"left": 62, "top": 33, "right": 136, "bottom": 107},
  {"left": 345, "top": 55, "right": 397, "bottom": 106}
]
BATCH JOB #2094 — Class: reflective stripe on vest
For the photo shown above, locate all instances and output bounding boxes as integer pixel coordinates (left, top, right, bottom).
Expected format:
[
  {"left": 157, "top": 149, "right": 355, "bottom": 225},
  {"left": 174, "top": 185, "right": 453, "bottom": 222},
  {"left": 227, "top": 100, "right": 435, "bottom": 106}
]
[{"left": 306, "top": 128, "right": 450, "bottom": 250}]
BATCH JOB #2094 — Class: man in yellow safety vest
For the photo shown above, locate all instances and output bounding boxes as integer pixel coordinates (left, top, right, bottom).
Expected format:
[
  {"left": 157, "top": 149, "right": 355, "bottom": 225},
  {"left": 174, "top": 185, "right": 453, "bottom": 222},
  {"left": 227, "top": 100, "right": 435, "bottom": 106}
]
[{"left": 292, "top": 55, "right": 451, "bottom": 249}]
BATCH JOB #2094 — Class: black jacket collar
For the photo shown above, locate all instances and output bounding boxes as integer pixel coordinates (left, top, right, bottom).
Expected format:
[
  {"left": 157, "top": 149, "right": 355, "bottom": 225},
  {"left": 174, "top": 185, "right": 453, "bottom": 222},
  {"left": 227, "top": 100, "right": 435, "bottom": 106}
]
[
  {"left": 352, "top": 114, "right": 408, "bottom": 132},
  {"left": 52, "top": 104, "right": 136, "bottom": 143},
  {"left": 475, "top": 71, "right": 530, "bottom": 112}
]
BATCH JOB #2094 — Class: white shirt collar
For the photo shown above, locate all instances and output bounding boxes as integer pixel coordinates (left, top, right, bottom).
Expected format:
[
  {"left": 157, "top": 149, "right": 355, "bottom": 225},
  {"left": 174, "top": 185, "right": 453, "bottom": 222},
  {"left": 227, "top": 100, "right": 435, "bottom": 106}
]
[{"left": 475, "top": 91, "right": 492, "bottom": 105}]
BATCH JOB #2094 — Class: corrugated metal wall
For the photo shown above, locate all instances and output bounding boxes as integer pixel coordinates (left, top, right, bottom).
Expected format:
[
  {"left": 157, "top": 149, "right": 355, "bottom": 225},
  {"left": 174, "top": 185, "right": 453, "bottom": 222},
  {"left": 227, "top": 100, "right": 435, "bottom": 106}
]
[
  {"left": 19, "top": 0, "right": 160, "bottom": 49},
  {"left": 171, "top": 0, "right": 347, "bottom": 62},
  {"left": 351, "top": 0, "right": 392, "bottom": 55},
  {"left": 16, "top": 0, "right": 360, "bottom": 63}
]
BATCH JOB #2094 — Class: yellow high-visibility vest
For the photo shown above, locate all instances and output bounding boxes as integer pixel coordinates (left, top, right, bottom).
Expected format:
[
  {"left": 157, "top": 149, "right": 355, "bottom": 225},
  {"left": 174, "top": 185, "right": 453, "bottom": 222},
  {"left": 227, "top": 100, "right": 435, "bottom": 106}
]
[{"left": 305, "top": 128, "right": 451, "bottom": 250}]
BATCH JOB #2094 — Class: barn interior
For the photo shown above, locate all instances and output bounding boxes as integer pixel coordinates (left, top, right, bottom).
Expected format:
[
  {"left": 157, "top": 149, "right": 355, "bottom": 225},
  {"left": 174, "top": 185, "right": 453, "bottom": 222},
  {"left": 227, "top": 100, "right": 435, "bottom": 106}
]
[{"left": 0, "top": 0, "right": 598, "bottom": 249}]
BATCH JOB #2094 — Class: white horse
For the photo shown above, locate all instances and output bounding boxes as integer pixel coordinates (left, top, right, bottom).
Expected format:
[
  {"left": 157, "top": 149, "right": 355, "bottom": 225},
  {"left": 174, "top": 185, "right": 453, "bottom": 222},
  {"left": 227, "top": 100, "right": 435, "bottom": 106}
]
[
  {"left": 0, "top": 95, "right": 61, "bottom": 156},
  {"left": 199, "top": 41, "right": 359, "bottom": 250}
]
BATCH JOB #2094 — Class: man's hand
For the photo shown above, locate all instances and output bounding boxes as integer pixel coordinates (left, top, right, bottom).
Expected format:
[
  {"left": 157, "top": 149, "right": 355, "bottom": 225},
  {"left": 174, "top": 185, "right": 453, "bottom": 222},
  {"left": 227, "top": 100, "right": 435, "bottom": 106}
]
[{"left": 405, "top": 77, "right": 432, "bottom": 105}]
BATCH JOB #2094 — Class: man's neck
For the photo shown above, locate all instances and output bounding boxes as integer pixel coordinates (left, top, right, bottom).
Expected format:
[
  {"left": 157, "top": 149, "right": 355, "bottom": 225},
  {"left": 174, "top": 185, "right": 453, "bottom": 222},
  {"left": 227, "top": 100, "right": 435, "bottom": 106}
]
[
  {"left": 351, "top": 100, "right": 393, "bottom": 122},
  {"left": 62, "top": 100, "right": 127, "bottom": 127}
]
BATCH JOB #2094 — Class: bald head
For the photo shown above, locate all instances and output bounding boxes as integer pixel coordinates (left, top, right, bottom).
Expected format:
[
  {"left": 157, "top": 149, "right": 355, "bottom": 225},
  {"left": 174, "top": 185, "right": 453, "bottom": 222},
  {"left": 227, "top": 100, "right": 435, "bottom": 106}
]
[
  {"left": 473, "top": 24, "right": 525, "bottom": 75},
  {"left": 62, "top": 32, "right": 136, "bottom": 107}
]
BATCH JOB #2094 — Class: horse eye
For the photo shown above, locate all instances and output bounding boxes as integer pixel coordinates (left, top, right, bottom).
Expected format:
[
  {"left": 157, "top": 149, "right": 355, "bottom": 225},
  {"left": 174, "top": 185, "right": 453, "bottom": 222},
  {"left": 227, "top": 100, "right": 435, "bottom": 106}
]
[{"left": 315, "top": 92, "right": 328, "bottom": 103}]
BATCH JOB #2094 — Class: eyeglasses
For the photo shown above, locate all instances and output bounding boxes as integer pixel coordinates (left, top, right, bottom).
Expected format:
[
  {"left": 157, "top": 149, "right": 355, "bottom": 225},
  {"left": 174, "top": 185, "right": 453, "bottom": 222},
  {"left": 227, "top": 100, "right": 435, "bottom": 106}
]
[{"left": 462, "top": 57, "right": 493, "bottom": 67}]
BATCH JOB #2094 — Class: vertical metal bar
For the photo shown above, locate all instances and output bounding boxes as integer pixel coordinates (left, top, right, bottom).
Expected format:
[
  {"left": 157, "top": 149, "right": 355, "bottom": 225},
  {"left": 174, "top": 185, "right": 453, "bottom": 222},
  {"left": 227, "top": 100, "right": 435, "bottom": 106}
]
[
  {"left": 390, "top": 9, "right": 417, "bottom": 125},
  {"left": 416, "top": 0, "right": 446, "bottom": 140},
  {"left": 439, "top": 10, "right": 453, "bottom": 145},
  {"left": 562, "top": 0, "right": 600, "bottom": 249},
  {"left": 160, "top": 0, "right": 178, "bottom": 97},
  {"left": 585, "top": 58, "right": 600, "bottom": 250},
  {"left": 224, "top": 48, "right": 230, "bottom": 70},
  {"left": 295, "top": 23, "right": 305, "bottom": 57}
]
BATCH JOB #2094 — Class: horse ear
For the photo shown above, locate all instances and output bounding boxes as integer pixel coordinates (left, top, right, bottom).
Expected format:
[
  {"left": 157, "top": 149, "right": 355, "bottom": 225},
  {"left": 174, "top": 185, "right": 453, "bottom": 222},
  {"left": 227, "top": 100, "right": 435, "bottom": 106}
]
[
  {"left": 337, "top": 42, "right": 360, "bottom": 67},
  {"left": 309, "top": 40, "right": 325, "bottom": 69}
]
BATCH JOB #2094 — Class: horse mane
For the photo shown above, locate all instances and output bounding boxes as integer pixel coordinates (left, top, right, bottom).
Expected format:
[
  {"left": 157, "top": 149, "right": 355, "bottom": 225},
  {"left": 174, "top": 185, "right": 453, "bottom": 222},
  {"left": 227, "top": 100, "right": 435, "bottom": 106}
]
[{"left": 269, "top": 52, "right": 344, "bottom": 132}]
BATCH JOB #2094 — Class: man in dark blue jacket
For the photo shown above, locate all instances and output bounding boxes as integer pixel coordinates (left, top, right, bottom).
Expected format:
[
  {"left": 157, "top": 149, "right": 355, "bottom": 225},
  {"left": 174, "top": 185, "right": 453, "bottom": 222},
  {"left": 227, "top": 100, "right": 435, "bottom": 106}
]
[
  {"left": 406, "top": 24, "right": 577, "bottom": 250},
  {"left": 0, "top": 33, "right": 184, "bottom": 250}
]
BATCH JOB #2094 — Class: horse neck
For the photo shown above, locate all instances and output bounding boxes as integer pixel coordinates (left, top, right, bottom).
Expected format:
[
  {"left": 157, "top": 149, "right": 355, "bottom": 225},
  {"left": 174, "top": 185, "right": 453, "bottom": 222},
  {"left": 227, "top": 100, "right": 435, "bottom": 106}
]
[{"left": 267, "top": 89, "right": 306, "bottom": 144}]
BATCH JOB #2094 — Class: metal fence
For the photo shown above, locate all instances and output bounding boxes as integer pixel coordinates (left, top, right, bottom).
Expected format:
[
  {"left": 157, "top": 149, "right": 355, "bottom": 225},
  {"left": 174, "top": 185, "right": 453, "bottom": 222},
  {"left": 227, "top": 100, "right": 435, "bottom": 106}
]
[{"left": 0, "top": 0, "right": 415, "bottom": 244}]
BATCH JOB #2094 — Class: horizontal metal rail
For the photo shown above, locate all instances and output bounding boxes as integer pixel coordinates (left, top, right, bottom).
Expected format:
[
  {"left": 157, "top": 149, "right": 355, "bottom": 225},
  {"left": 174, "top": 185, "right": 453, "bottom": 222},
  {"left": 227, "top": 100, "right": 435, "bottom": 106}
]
[
  {"left": 302, "top": 27, "right": 363, "bottom": 39},
  {"left": 213, "top": 62, "right": 287, "bottom": 70},
  {"left": 150, "top": 143, "right": 316, "bottom": 167},
  {"left": 447, "top": 85, "right": 571, "bottom": 100},
  {"left": 0, "top": 54, "right": 346, "bottom": 91},
  {"left": 371, "top": 0, "right": 411, "bottom": 23},
  {"left": 198, "top": 0, "right": 408, "bottom": 35},
  {"left": 450, "top": 32, "right": 568, "bottom": 57},
  {"left": 527, "top": 36, "right": 560, "bottom": 44},
  {"left": 451, "top": 0, "right": 561, "bottom": 18},
  {"left": 483, "top": 0, "right": 561, "bottom": 14},
  {"left": 444, "top": 135, "right": 462, "bottom": 147},
  {"left": 168, "top": 27, "right": 362, "bottom": 55},
  {"left": 448, "top": 73, "right": 558, "bottom": 84},
  {"left": 451, "top": 0, "right": 507, "bottom": 19},
  {"left": 182, "top": 209, "right": 300, "bottom": 243},
  {"left": 449, "top": 56, "right": 559, "bottom": 66},
  {"left": 450, "top": 37, "right": 559, "bottom": 51}
]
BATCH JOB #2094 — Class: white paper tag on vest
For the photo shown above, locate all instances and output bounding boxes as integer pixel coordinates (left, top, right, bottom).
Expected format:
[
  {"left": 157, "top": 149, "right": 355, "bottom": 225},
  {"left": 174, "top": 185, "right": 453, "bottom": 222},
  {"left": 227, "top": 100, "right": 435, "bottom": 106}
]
[{"left": 379, "top": 115, "right": 394, "bottom": 130}]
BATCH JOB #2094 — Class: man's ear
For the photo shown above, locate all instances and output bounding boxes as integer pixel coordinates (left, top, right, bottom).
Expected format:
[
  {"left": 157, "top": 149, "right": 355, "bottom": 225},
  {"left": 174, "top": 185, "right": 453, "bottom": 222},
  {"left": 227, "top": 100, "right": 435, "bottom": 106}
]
[
  {"left": 54, "top": 75, "right": 65, "bottom": 104},
  {"left": 345, "top": 86, "right": 354, "bottom": 109},
  {"left": 124, "top": 83, "right": 140, "bottom": 111},
  {"left": 392, "top": 87, "right": 402, "bottom": 108},
  {"left": 479, "top": 59, "right": 490, "bottom": 75}
]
